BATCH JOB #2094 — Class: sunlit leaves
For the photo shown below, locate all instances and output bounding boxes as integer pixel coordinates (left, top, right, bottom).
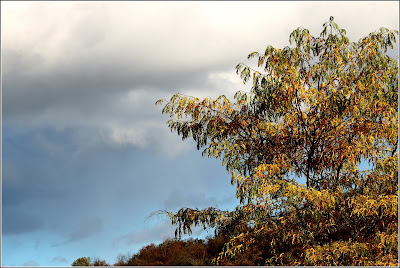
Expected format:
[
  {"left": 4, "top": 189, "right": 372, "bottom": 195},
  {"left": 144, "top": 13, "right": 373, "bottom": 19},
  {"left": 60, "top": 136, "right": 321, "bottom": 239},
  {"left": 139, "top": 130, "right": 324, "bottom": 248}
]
[{"left": 156, "top": 17, "right": 398, "bottom": 265}]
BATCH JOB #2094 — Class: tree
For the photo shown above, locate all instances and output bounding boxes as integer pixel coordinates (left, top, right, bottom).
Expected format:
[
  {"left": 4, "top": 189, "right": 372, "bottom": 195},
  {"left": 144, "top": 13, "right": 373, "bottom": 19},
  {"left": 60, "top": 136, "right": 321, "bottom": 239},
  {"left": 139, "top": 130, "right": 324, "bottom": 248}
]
[
  {"left": 156, "top": 17, "right": 398, "bottom": 266},
  {"left": 91, "top": 258, "right": 110, "bottom": 266},
  {"left": 72, "top": 257, "right": 91, "bottom": 266},
  {"left": 71, "top": 257, "right": 109, "bottom": 266},
  {"left": 124, "top": 238, "right": 209, "bottom": 265},
  {"left": 113, "top": 254, "right": 130, "bottom": 266}
]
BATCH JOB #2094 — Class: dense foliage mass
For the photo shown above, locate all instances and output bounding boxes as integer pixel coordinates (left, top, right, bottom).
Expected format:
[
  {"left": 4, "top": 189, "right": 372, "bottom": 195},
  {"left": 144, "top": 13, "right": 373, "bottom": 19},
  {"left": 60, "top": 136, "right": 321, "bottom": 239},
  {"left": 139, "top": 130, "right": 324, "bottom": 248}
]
[{"left": 155, "top": 17, "right": 398, "bottom": 266}]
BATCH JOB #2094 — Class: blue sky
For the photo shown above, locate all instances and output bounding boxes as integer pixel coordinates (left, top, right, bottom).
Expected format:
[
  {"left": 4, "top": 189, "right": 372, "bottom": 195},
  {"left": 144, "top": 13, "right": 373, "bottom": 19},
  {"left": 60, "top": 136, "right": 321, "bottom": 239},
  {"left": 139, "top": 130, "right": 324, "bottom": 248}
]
[{"left": 1, "top": 1, "right": 399, "bottom": 266}]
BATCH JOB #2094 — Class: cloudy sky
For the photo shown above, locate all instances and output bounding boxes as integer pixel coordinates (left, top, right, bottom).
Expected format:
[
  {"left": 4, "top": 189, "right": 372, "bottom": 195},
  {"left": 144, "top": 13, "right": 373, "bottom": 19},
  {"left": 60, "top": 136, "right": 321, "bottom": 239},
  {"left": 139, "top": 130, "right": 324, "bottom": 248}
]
[{"left": 1, "top": 1, "right": 398, "bottom": 266}]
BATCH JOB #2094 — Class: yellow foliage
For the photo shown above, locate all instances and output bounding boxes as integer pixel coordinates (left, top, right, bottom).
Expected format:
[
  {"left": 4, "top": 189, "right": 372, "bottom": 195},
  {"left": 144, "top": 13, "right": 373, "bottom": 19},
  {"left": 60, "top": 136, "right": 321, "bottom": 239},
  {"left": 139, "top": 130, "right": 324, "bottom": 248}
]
[{"left": 157, "top": 17, "right": 398, "bottom": 266}]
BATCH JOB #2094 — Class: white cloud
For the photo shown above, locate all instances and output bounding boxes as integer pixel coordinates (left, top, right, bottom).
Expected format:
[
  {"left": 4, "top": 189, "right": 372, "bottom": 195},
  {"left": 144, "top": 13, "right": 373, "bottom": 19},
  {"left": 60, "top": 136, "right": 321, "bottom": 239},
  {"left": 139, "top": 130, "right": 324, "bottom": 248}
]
[
  {"left": 108, "top": 127, "right": 147, "bottom": 148},
  {"left": 4, "top": 2, "right": 397, "bottom": 76}
]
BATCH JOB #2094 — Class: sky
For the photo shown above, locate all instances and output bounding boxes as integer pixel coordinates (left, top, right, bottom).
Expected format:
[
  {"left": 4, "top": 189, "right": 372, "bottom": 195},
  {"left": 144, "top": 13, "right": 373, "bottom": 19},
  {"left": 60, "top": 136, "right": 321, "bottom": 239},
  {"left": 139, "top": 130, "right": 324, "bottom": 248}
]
[{"left": 1, "top": 1, "right": 399, "bottom": 266}]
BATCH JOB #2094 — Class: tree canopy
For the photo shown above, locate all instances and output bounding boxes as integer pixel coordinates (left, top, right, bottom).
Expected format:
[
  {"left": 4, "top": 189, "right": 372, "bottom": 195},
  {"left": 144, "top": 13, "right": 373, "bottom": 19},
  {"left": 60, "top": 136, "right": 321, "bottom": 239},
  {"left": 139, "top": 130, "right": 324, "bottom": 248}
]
[
  {"left": 72, "top": 257, "right": 92, "bottom": 266},
  {"left": 72, "top": 257, "right": 110, "bottom": 266},
  {"left": 156, "top": 17, "right": 398, "bottom": 266}
]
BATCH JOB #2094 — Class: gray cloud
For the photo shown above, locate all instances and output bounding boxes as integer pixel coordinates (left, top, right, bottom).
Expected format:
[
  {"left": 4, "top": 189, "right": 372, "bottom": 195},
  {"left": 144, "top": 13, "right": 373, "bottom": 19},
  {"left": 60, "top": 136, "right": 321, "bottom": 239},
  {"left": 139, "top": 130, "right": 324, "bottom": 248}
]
[
  {"left": 23, "top": 260, "right": 40, "bottom": 266},
  {"left": 1, "top": 122, "right": 235, "bottom": 246},
  {"left": 2, "top": 209, "right": 44, "bottom": 235},
  {"left": 112, "top": 222, "right": 175, "bottom": 248},
  {"left": 53, "top": 217, "right": 103, "bottom": 246},
  {"left": 112, "top": 221, "right": 208, "bottom": 249},
  {"left": 51, "top": 256, "right": 68, "bottom": 264},
  {"left": 2, "top": 184, "right": 67, "bottom": 208},
  {"left": 68, "top": 217, "right": 103, "bottom": 242},
  {"left": 163, "top": 190, "right": 218, "bottom": 211}
]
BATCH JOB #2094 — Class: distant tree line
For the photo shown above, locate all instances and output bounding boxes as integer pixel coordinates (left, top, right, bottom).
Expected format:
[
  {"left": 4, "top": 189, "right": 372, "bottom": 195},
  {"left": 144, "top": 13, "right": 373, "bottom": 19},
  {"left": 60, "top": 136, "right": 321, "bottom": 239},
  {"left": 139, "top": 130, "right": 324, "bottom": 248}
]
[
  {"left": 73, "top": 228, "right": 315, "bottom": 266},
  {"left": 72, "top": 257, "right": 109, "bottom": 266},
  {"left": 72, "top": 232, "right": 241, "bottom": 266}
]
